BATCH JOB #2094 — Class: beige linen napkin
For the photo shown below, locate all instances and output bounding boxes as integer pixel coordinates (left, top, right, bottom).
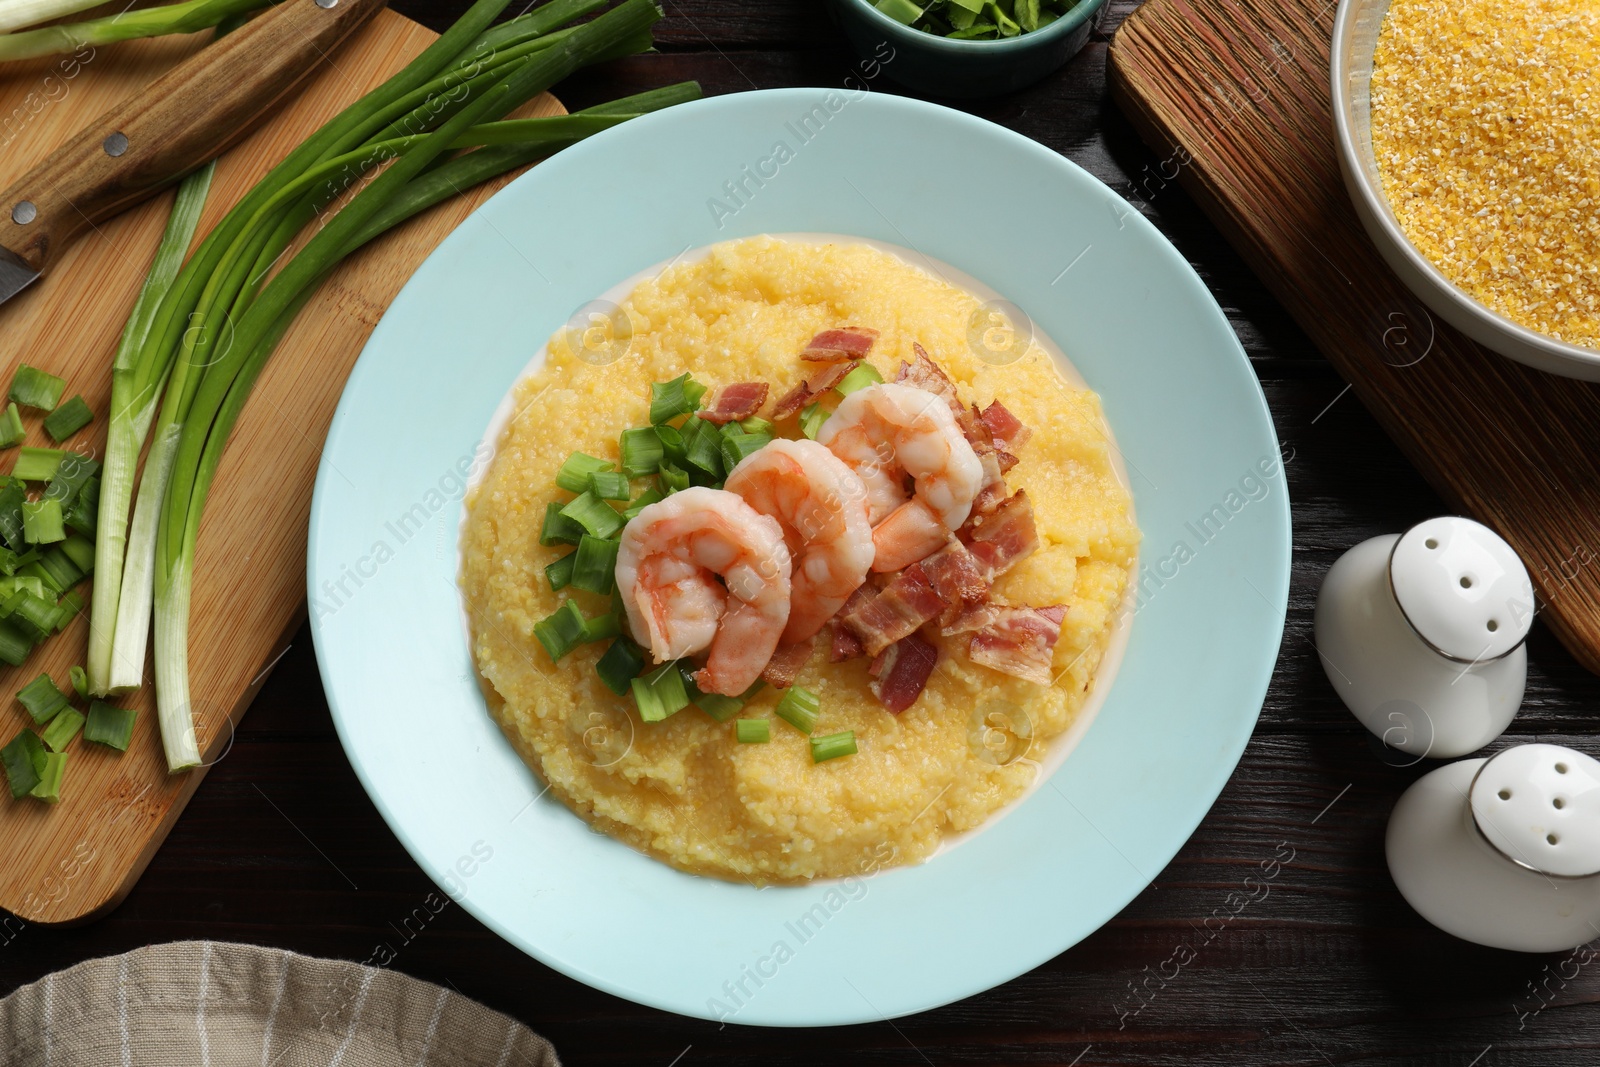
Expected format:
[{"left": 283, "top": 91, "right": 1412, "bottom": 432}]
[{"left": 0, "top": 941, "right": 560, "bottom": 1067}]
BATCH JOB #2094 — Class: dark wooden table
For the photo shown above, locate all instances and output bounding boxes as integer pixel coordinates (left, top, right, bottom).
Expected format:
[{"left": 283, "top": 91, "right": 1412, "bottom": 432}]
[{"left": 6, "top": 3, "right": 1600, "bottom": 1064}]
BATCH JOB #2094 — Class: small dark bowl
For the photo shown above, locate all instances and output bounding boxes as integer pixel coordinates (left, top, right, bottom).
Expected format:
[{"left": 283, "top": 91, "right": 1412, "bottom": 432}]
[{"left": 831, "top": 0, "right": 1109, "bottom": 99}]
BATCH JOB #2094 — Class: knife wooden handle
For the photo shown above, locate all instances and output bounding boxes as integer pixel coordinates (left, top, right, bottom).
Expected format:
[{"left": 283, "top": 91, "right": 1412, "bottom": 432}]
[{"left": 0, "top": 0, "right": 387, "bottom": 276}]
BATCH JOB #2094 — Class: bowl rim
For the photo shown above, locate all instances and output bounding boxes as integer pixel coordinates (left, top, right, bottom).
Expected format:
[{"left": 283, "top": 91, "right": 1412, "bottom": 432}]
[
  {"left": 1329, "top": 0, "right": 1600, "bottom": 375},
  {"left": 838, "top": 0, "right": 1109, "bottom": 53}
]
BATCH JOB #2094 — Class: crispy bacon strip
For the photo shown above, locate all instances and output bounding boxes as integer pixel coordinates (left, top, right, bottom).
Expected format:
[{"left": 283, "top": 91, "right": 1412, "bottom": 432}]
[
  {"left": 801, "top": 327, "right": 879, "bottom": 362},
  {"left": 920, "top": 538, "right": 990, "bottom": 624},
  {"left": 868, "top": 631, "right": 940, "bottom": 713},
  {"left": 979, "top": 400, "right": 1032, "bottom": 453},
  {"left": 699, "top": 381, "right": 770, "bottom": 425},
  {"left": 897, "top": 344, "right": 983, "bottom": 434},
  {"left": 762, "top": 639, "right": 814, "bottom": 689},
  {"left": 827, "top": 588, "right": 873, "bottom": 662},
  {"left": 842, "top": 563, "right": 944, "bottom": 656},
  {"left": 959, "top": 490, "right": 1038, "bottom": 578},
  {"left": 966, "top": 605, "right": 1067, "bottom": 685},
  {"left": 772, "top": 359, "right": 861, "bottom": 420}
]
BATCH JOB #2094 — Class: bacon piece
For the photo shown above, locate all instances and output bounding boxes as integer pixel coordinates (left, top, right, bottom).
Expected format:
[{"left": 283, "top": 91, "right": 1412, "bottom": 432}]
[
  {"left": 994, "top": 449, "right": 1020, "bottom": 475},
  {"left": 699, "top": 381, "right": 770, "bottom": 425},
  {"left": 970, "top": 450, "right": 1007, "bottom": 517},
  {"left": 868, "top": 631, "right": 940, "bottom": 713},
  {"left": 827, "top": 588, "right": 872, "bottom": 662},
  {"left": 966, "top": 605, "right": 1067, "bottom": 685},
  {"left": 772, "top": 359, "right": 861, "bottom": 420},
  {"left": 761, "top": 639, "right": 814, "bottom": 689},
  {"left": 801, "top": 327, "right": 879, "bottom": 362},
  {"left": 979, "top": 400, "right": 1032, "bottom": 453},
  {"left": 959, "top": 490, "right": 1038, "bottom": 578},
  {"left": 842, "top": 562, "right": 944, "bottom": 656},
  {"left": 899, "top": 344, "right": 992, "bottom": 448},
  {"left": 920, "top": 538, "right": 991, "bottom": 624}
]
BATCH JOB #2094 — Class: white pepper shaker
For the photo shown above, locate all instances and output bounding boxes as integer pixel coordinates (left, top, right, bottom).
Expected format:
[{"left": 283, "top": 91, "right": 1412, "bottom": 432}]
[
  {"left": 1387, "top": 744, "right": 1600, "bottom": 952},
  {"left": 1315, "top": 516, "right": 1535, "bottom": 758}
]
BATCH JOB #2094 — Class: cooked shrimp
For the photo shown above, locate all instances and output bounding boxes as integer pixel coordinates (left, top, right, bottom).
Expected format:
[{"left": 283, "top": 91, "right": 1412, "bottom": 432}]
[
  {"left": 615, "top": 487, "right": 793, "bottom": 696},
  {"left": 724, "top": 439, "right": 876, "bottom": 642},
  {"left": 816, "top": 381, "right": 984, "bottom": 572}
]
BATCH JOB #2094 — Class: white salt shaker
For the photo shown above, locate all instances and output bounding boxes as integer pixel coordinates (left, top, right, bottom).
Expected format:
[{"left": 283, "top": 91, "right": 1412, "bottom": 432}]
[
  {"left": 1387, "top": 744, "right": 1600, "bottom": 951},
  {"left": 1315, "top": 516, "right": 1535, "bottom": 758}
]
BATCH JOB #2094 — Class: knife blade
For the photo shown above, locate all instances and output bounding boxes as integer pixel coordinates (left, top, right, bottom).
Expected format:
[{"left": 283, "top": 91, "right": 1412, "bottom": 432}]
[{"left": 0, "top": 0, "right": 387, "bottom": 310}]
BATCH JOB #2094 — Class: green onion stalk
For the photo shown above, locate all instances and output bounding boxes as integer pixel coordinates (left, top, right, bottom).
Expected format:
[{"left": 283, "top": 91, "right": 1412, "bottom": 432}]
[
  {"left": 0, "top": 0, "right": 272, "bottom": 61},
  {"left": 98, "top": 0, "right": 681, "bottom": 769},
  {"left": 0, "top": 0, "right": 107, "bottom": 34},
  {"left": 91, "top": 0, "right": 596, "bottom": 695}
]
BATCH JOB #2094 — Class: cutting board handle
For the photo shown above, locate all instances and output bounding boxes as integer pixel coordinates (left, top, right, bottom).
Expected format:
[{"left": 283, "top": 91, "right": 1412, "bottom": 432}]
[{"left": 0, "top": 0, "right": 388, "bottom": 276}]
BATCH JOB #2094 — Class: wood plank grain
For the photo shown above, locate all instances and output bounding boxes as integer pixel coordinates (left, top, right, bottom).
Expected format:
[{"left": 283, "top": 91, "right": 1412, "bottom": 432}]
[
  {"left": 1105, "top": 0, "right": 1600, "bottom": 675},
  {"left": 0, "top": 11, "right": 563, "bottom": 925}
]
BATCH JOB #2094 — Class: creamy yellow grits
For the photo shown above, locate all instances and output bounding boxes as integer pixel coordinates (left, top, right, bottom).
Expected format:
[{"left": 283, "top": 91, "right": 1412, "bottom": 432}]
[{"left": 460, "top": 236, "right": 1139, "bottom": 883}]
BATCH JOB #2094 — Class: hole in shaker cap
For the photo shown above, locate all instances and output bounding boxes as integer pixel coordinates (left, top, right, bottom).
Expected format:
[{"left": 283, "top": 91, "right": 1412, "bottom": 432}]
[
  {"left": 1459, "top": 576, "right": 1473, "bottom": 588},
  {"left": 1548, "top": 833, "right": 1560, "bottom": 845},
  {"left": 1487, "top": 619, "right": 1499, "bottom": 632},
  {"left": 1499, "top": 788, "right": 1512, "bottom": 800},
  {"left": 1554, "top": 797, "right": 1566, "bottom": 809},
  {"left": 1557, "top": 763, "right": 1569, "bottom": 774},
  {"left": 1425, "top": 538, "right": 1439, "bottom": 549}
]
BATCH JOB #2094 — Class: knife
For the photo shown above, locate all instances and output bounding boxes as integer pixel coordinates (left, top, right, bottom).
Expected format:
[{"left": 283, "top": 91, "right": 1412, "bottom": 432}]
[{"left": 0, "top": 0, "right": 388, "bottom": 308}]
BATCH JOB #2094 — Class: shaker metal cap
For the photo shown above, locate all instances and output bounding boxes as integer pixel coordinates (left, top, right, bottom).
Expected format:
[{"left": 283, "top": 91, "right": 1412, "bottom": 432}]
[
  {"left": 1471, "top": 744, "right": 1600, "bottom": 878},
  {"left": 1389, "top": 516, "right": 1534, "bottom": 663}
]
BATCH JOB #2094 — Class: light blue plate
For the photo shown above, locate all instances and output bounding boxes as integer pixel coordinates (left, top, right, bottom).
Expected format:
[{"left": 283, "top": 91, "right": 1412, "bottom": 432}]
[{"left": 308, "top": 89, "right": 1289, "bottom": 1027}]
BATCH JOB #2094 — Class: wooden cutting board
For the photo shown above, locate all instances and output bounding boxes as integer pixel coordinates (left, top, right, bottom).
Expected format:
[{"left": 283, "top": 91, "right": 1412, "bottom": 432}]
[
  {"left": 1107, "top": 0, "right": 1600, "bottom": 672},
  {"left": 0, "top": 12, "right": 562, "bottom": 924}
]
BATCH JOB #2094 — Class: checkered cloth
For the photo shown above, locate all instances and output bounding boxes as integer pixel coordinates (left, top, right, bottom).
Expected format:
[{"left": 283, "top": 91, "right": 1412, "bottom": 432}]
[{"left": 0, "top": 941, "right": 559, "bottom": 1067}]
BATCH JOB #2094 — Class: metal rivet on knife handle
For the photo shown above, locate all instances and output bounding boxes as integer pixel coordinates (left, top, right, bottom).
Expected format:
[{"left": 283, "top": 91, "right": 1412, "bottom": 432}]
[
  {"left": 11, "top": 202, "right": 36, "bottom": 225},
  {"left": 103, "top": 132, "right": 130, "bottom": 158},
  {"left": 315, "top": 0, "right": 339, "bottom": 8}
]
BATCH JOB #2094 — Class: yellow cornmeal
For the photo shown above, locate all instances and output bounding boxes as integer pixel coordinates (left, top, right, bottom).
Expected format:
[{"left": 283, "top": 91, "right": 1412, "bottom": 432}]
[
  {"left": 460, "top": 236, "right": 1139, "bottom": 883},
  {"left": 1370, "top": 0, "right": 1600, "bottom": 348}
]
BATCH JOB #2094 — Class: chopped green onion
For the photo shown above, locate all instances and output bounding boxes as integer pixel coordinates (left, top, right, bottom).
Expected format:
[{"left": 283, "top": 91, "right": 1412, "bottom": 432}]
[
  {"left": 874, "top": 0, "right": 923, "bottom": 24},
  {"left": 0, "top": 403, "right": 23, "bottom": 448},
  {"left": 42, "top": 396, "right": 93, "bottom": 442},
  {"left": 16, "top": 562, "right": 58, "bottom": 597},
  {"left": 571, "top": 535, "right": 619, "bottom": 596},
  {"left": 68, "top": 665, "right": 88, "bottom": 700},
  {"left": 775, "top": 686, "right": 821, "bottom": 735},
  {"left": 556, "top": 452, "right": 615, "bottom": 494},
  {"left": 29, "top": 751, "right": 65, "bottom": 803},
  {"left": 0, "top": 620, "right": 34, "bottom": 666},
  {"left": 546, "top": 550, "right": 577, "bottom": 591},
  {"left": 64, "top": 478, "right": 97, "bottom": 535},
  {"left": 619, "top": 426, "right": 664, "bottom": 477},
  {"left": 8, "top": 593, "right": 57, "bottom": 640},
  {"left": 84, "top": 700, "right": 138, "bottom": 752},
  {"left": 631, "top": 660, "right": 690, "bottom": 722},
  {"left": 8, "top": 365, "right": 65, "bottom": 412},
  {"left": 649, "top": 372, "right": 708, "bottom": 425},
  {"left": 588, "top": 470, "right": 630, "bottom": 500},
  {"left": 680, "top": 417, "right": 723, "bottom": 478},
  {"left": 595, "top": 636, "right": 647, "bottom": 695},
  {"left": 736, "top": 719, "right": 770, "bottom": 743},
  {"left": 2, "top": 729, "right": 45, "bottom": 798},
  {"left": 533, "top": 599, "right": 587, "bottom": 662},
  {"left": 12, "top": 447, "right": 65, "bottom": 482},
  {"left": 16, "top": 673, "right": 70, "bottom": 724},
  {"left": 658, "top": 461, "right": 689, "bottom": 494},
  {"left": 735, "top": 416, "right": 773, "bottom": 436},
  {"left": 51, "top": 589, "right": 85, "bottom": 632},
  {"left": 0, "top": 480, "right": 22, "bottom": 550},
  {"left": 800, "top": 402, "right": 829, "bottom": 440},
  {"left": 685, "top": 672, "right": 763, "bottom": 722},
  {"left": 44, "top": 452, "right": 100, "bottom": 510},
  {"left": 810, "top": 730, "right": 858, "bottom": 763},
  {"left": 58, "top": 533, "right": 94, "bottom": 573},
  {"left": 539, "top": 500, "right": 586, "bottom": 546},
  {"left": 653, "top": 424, "right": 687, "bottom": 465},
  {"left": 22, "top": 498, "right": 64, "bottom": 544},
  {"left": 835, "top": 363, "right": 883, "bottom": 396},
  {"left": 0, "top": 575, "right": 44, "bottom": 600},
  {"left": 581, "top": 608, "right": 621, "bottom": 643},
  {"left": 624, "top": 486, "right": 663, "bottom": 519},
  {"left": 38, "top": 548, "right": 81, "bottom": 590},
  {"left": 40, "top": 706, "right": 84, "bottom": 752},
  {"left": 560, "top": 490, "right": 624, "bottom": 538},
  {"left": 719, "top": 432, "right": 770, "bottom": 473}
]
